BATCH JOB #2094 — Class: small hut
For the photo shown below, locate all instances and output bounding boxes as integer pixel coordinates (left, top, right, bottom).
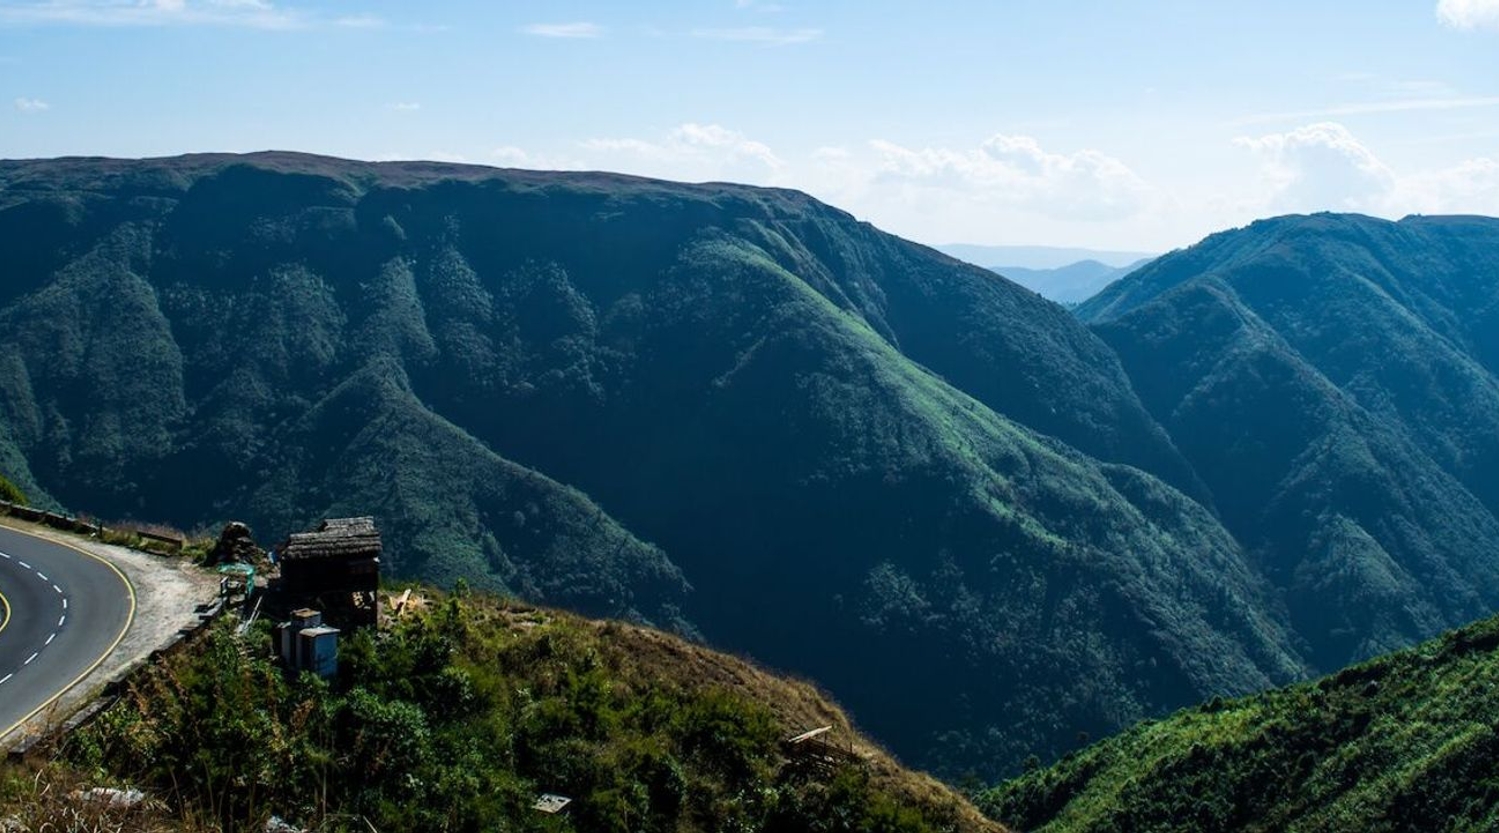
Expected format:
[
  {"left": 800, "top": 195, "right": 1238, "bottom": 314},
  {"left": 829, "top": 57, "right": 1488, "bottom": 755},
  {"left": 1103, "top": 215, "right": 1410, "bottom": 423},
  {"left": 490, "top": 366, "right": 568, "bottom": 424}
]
[
  {"left": 782, "top": 726, "right": 860, "bottom": 778},
  {"left": 278, "top": 517, "right": 381, "bottom": 628}
]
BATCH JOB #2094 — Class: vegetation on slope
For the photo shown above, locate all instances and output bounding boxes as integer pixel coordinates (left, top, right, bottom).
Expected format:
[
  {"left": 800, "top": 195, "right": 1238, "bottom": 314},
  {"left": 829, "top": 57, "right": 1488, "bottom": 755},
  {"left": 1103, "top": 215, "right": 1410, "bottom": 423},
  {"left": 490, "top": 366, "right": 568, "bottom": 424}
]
[
  {"left": 60, "top": 591, "right": 999, "bottom": 833},
  {"left": 980, "top": 611, "right": 1499, "bottom": 833},
  {"left": 1079, "top": 213, "right": 1499, "bottom": 672},
  {"left": 0, "top": 470, "right": 24, "bottom": 505},
  {"left": 0, "top": 153, "right": 1295, "bottom": 777}
]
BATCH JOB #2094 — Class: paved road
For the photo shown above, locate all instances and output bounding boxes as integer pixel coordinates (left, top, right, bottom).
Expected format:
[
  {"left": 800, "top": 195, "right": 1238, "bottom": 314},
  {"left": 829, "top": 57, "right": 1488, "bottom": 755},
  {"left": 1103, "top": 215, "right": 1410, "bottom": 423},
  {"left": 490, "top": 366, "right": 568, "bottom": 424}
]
[{"left": 0, "top": 524, "right": 135, "bottom": 743}]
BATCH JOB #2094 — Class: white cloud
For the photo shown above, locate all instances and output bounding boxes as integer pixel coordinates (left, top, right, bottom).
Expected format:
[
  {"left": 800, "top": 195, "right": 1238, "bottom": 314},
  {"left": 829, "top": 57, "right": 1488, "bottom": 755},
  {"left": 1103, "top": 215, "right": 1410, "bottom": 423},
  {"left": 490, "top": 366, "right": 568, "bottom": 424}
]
[
  {"left": 0, "top": 0, "right": 388, "bottom": 28},
  {"left": 0, "top": 0, "right": 302, "bottom": 28},
  {"left": 491, "top": 146, "right": 538, "bottom": 167},
  {"left": 1236, "top": 95, "right": 1499, "bottom": 126},
  {"left": 521, "top": 21, "right": 602, "bottom": 39},
  {"left": 734, "top": 0, "right": 786, "bottom": 11},
  {"left": 1235, "top": 122, "right": 1397, "bottom": 212},
  {"left": 582, "top": 123, "right": 784, "bottom": 184},
  {"left": 864, "top": 133, "right": 1153, "bottom": 221},
  {"left": 13, "top": 96, "right": 48, "bottom": 111},
  {"left": 691, "top": 26, "right": 821, "bottom": 45},
  {"left": 671, "top": 123, "right": 782, "bottom": 169},
  {"left": 1391, "top": 79, "right": 1458, "bottom": 96},
  {"left": 1399, "top": 156, "right": 1499, "bottom": 215},
  {"left": 1232, "top": 120, "right": 1499, "bottom": 217},
  {"left": 490, "top": 145, "right": 587, "bottom": 171},
  {"left": 1437, "top": 0, "right": 1499, "bottom": 31},
  {"left": 334, "top": 14, "right": 384, "bottom": 28}
]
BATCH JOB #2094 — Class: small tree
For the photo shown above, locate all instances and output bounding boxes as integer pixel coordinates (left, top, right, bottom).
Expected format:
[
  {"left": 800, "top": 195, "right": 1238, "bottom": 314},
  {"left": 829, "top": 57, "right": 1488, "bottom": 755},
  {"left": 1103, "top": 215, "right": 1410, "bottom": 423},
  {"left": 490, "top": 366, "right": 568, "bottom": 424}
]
[{"left": 0, "top": 472, "right": 26, "bottom": 506}]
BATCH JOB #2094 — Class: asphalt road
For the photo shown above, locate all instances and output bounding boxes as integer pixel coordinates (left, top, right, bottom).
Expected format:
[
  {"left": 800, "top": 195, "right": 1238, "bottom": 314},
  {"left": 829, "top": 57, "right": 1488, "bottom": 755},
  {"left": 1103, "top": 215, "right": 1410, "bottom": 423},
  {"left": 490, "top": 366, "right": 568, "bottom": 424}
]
[{"left": 0, "top": 524, "right": 135, "bottom": 743}]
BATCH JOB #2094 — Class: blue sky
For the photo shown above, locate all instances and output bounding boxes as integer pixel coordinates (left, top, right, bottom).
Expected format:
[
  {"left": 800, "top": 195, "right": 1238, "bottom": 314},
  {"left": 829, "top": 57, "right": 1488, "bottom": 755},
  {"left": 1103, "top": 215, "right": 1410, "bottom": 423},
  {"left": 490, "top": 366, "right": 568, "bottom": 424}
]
[{"left": 3, "top": 1, "right": 1499, "bottom": 251}]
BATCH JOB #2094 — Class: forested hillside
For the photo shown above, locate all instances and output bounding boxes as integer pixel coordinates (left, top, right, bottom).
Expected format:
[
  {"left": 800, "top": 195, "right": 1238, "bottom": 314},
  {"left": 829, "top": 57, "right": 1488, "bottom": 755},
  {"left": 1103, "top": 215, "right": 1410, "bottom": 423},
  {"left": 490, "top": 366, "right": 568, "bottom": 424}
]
[
  {"left": 0, "top": 153, "right": 1298, "bottom": 779},
  {"left": 1080, "top": 214, "right": 1499, "bottom": 670},
  {"left": 981, "top": 610, "right": 1499, "bottom": 833},
  {"left": 7, "top": 157, "right": 1499, "bottom": 781}
]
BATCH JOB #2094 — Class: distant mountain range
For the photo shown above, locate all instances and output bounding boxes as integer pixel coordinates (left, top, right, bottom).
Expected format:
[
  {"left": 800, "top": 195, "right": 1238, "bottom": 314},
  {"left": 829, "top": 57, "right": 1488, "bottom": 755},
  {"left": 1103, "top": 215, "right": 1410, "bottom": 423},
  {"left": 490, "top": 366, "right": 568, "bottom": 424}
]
[
  {"left": 935, "top": 243, "right": 1156, "bottom": 270},
  {"left": 990, "top": 258, "right": 1153, "bottom": 305},
  {"left": 2, "top": 155, "right": 1498, "bottom": 783},
  {"left": 935, "top": 244, "right": 1157, "bottom": 304}
]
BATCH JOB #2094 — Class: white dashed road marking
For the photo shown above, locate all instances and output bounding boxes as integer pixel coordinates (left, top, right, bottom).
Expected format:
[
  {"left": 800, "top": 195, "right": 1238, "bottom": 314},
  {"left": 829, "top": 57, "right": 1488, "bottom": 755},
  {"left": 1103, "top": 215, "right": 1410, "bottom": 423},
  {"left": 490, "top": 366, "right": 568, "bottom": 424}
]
[{"left": 0, "top": 546, "right": 72, "bottom": 691}]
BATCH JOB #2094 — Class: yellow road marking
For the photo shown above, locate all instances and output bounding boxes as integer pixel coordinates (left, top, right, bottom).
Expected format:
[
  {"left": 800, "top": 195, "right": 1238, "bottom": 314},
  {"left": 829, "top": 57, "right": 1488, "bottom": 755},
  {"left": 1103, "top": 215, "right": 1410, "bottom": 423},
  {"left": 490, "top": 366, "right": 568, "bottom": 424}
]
[
  {"left": 0, "top": 585, "right": 10, "bottom": 639},
  {"left": 0, "top": 520, "right": 136, "bottom": 744}
]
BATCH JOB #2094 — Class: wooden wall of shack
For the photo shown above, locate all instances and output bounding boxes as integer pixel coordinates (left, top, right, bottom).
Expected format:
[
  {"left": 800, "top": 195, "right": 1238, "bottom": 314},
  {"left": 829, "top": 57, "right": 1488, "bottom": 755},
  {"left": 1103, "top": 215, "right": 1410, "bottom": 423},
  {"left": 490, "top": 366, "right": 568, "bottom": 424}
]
[{"left": 277, "top": 517, "right": 382, "bottom": 628}]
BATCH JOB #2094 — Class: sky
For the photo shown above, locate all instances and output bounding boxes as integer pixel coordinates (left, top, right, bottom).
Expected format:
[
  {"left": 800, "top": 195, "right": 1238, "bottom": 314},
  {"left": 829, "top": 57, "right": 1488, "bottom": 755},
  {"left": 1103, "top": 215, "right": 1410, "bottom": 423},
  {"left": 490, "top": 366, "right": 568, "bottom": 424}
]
[{"left": 2, "top": 1, "right": 1499, "bottom": 252}]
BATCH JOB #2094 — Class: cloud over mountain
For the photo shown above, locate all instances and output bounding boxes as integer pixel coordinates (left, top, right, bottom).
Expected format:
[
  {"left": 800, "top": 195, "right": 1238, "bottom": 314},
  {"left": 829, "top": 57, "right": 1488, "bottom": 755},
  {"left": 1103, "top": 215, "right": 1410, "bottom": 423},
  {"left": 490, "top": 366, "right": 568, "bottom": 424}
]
[
  {"left": 1437, "top": 0, "right": 1499, "bottom": 31},
  {"left": 868, "top": 133, "right": 1153, "bottom": 221},
  {"left": 1235, "top": 121, "right": 1397, "bottom": 213}
]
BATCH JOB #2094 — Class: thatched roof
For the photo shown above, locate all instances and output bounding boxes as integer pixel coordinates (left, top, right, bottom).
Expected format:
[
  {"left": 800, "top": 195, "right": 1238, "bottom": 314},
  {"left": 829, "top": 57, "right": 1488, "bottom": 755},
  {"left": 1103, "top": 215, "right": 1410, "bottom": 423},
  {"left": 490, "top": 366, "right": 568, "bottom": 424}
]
[{"left": 281, "top": 517, "right": 382, "bottom": 561}]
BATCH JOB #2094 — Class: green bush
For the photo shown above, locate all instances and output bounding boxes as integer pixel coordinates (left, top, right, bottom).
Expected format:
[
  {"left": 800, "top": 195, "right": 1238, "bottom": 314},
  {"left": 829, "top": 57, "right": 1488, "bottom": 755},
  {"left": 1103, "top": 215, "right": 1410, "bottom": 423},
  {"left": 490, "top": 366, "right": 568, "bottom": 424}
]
[
  {"left": 66, "top": 594, "right": 966, "bottom": 833},
  {"left": 0, "top": 472, "right": 25, "bottom": 506}
]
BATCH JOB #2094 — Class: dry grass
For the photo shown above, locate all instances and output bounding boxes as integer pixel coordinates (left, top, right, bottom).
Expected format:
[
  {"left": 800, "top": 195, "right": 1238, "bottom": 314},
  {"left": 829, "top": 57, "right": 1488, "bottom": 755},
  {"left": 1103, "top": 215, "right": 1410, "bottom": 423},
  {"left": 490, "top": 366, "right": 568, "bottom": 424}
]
[
  {"left": 468, "top": 597, "right": 1009, "bottom": 833},
  {"left": 594, "top": 619, "right": 1009, "bottom": 833},
  {"left": 0, "top": 764, "right": 197, "bottom": 833}
]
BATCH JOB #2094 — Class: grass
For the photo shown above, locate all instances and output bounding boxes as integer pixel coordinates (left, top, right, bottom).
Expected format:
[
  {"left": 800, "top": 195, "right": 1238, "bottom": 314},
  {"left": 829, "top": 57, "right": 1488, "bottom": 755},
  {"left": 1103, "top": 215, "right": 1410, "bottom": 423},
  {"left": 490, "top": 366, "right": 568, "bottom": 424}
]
[
  {"left": 980, "top": 613, "right": 1499, "bottom": 833},
  {"left": 0, "top": 762, "right": 202, "bottom": 832},
  {"left": 54, "top": 587, "right": 1001, "bottom": 833}
]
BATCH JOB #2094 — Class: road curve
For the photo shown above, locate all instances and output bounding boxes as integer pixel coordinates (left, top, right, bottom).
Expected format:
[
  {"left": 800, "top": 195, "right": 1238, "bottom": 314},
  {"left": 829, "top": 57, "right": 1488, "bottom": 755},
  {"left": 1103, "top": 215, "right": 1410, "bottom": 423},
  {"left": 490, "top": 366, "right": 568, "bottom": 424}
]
[{"left": 0, "top": 524, "right": 135, "bottom": 744}]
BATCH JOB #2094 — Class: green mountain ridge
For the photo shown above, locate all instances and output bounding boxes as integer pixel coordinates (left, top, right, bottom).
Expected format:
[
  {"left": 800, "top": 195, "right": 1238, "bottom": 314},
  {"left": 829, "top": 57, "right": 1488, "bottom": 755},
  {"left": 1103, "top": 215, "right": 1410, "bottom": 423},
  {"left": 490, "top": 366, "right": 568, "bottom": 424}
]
[
  {"left": 0, "top": 152, "right": 1296, "bottom": 779},
  {"left": 980, "top": 609, "right": 1499, "bottom": 832},
  {"left": 1080, "top": 213, "right": 1499, "bottom": 669}
]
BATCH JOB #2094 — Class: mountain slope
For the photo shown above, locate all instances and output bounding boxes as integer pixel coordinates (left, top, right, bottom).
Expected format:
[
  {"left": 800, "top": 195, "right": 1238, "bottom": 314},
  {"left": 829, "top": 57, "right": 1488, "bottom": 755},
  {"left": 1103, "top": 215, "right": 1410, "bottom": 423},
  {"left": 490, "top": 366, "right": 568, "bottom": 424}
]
[
  {"left": 979, "top": 611, "right": 1499, "bottom": 833},
  {"left": 63, "top": 590, "right": 1005, "bottom": 832},
  {"left": 0, "top": 152, "right": 1292, "bottom": 778},
  {"left": 1078, "top": 213, "right": 1499, "bottom": 670}
]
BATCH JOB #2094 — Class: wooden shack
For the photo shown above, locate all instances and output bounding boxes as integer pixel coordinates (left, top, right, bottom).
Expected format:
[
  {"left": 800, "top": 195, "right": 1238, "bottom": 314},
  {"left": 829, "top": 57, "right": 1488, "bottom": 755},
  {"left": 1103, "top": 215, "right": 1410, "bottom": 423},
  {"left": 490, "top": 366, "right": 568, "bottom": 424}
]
[
  {"left": 278, "top": 517, "right": 381, "bottom": 627},
  {"left": 782, "top": 725, "right": 860, "bottom": 778}
]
